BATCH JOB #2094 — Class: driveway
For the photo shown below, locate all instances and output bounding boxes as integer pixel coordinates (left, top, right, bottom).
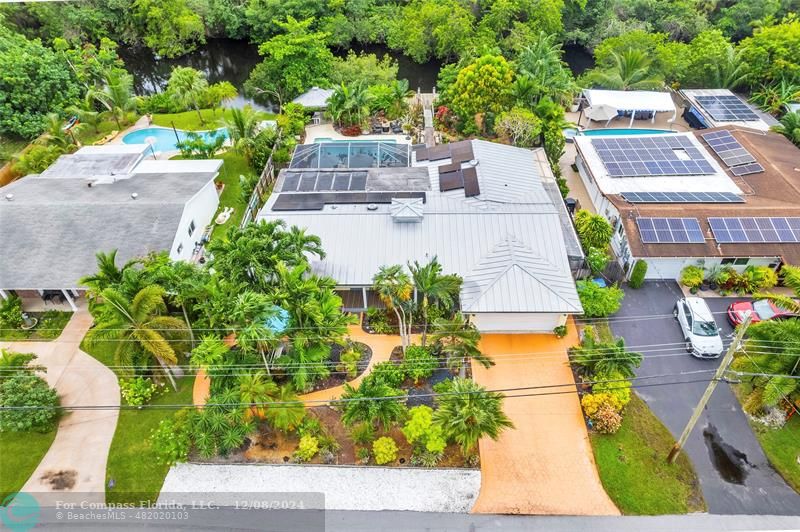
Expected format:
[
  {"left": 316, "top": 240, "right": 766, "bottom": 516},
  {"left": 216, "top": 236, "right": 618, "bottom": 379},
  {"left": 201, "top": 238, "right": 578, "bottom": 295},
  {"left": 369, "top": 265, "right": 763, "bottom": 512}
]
[
  {"left": 471, "top": 325, "right": 619, "bottom": 515},
  {"left": 1, "top": 309, "right": 119, "bottom": 502},
  {"left": 611, "top": 281, "right": 800, "bottom": 515}
]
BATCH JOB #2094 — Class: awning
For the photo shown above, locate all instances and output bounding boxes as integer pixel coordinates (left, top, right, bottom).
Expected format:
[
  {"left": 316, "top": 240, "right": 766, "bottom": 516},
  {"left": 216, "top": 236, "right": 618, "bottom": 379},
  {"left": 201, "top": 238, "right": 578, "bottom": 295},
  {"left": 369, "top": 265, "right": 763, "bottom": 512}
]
[{"left": 583, "top": 89, "right": 676, "bottom": 113}]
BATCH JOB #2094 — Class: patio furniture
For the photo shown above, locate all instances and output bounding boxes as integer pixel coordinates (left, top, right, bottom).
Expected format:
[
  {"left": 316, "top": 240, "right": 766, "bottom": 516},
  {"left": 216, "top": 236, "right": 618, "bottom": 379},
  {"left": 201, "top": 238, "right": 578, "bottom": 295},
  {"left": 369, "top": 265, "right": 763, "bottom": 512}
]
[
  {"left": 381, "top": 121, "right": 390, "bottom": 133},
  {"left": 215, "top": 207, "right": 234, "bottom": 225}
]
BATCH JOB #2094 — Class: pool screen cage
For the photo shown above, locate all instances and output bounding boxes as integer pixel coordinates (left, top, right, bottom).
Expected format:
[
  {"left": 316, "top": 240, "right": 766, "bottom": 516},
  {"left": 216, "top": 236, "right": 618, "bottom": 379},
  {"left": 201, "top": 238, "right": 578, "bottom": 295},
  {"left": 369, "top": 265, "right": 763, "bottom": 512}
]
[{"left": 289, "top": 142, "right": 410, "bottom": 169}]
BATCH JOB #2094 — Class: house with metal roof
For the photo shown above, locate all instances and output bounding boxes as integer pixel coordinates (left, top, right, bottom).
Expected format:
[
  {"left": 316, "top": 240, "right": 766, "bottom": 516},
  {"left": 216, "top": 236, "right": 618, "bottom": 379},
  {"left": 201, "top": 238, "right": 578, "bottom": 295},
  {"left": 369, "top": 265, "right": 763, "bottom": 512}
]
[
  {"left": 257, "top": 139, "right": 583, "bottom": 334},
  {"left": 573, "top": 127, "right": 800, "bottom": 280},
  {"left": 0, "top": 145, "right": 222, "bottom": 310}
]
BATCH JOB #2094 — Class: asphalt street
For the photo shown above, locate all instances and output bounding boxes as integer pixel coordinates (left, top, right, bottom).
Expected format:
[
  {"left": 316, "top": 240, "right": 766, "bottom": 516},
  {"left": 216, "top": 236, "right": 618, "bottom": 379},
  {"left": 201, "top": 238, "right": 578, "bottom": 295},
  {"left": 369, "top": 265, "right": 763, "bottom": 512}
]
[{"left": 610, "top": 280, "right": 800, "bottom": 515}]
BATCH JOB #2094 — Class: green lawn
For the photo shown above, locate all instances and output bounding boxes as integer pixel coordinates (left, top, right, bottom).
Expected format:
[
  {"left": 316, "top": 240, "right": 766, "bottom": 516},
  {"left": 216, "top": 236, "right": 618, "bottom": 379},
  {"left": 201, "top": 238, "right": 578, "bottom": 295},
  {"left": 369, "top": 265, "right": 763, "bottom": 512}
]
[
  {"left": 733, "top": 384, "right": 800, "bottom": 494},
  {"left": 82, "top": 338, "right": 194, "bottom": 505},
  {"left": 0, "top": 311, "right": 73, "bottom": 341},
  {"left": 590, "top": 394, "right": 706, "bottom": 515},
  {"left": 151, "top": 108, "right": 275, "bottom": 132},
  {"left": 209, "top": 151, "right": 255, "bottom": 242},
  {"left": 0, "top": 429, "right": 57, "bottom": 501}
]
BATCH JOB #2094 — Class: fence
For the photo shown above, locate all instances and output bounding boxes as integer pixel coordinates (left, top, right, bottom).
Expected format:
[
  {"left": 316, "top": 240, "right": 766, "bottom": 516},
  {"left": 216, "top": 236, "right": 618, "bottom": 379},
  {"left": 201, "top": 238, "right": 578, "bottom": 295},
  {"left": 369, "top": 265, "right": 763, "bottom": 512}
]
[{"left": 240, "top": 130, "right": 282, "bottom": 228}]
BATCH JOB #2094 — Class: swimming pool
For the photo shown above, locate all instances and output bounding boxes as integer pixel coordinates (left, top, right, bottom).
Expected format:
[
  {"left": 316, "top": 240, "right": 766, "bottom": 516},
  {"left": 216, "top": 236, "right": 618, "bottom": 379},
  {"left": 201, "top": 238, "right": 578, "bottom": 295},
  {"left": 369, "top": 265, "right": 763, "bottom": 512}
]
[
  {"left": 313, "top": 137, "right": 396, "bottom": 144},
  {"left": 581, "top": 128, "right": 675, "bottom": 136},
  {"left": 123, "top": 126, "right": 228, "bottom": 153}
]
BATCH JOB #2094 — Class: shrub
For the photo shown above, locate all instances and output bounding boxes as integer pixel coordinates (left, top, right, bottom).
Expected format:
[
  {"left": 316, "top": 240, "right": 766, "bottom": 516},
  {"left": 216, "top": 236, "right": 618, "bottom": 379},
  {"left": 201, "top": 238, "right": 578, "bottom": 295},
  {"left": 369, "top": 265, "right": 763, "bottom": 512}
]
[
  {"left": 356, "top": 446, "right": 371, "bottom": 464},
  {"left": 137, "top": 92, "right": 181, "bottom": 114},
  {"left": 372, "top": 436, "right": 399, "bottom": 465},
  {"left": 553, "top": 324, "right": 568, "bottom": 338},
  {"left": 592, "top": 370, "right": 632, "bottom": 407},
  {"left": 366, "top": 308, "right": 393, "bottom": 334},
  {"left": 0, "top": 374, "right": 60, "bottom": 432},
  {"left": 580, "top": 393, "right": 622, "bottom": 418},
  {"left": 591, "top": 404, "right": 623, "bottom": 434},
  {"left": 0, "top": 295, "right": 24, "bottom": 328},
  {"left": 735, "top": 265, "right": 778, "bottom": 292},
  {"left": 369, "top": 361, "right": 406, "bottom": 388},
  {"left": 586, "top": 247, "right": 609, "bottom": 276},
  {"left": 175, "top": 131, "right": 225, "bottom": 159},
  {"left": 120, "top": 376, "right": 157, "bottom": 406},
  {"left": 680, "top": 265, "right": 705, "bottom": 290},
  {"left": 294, "top": 435, "right": 320, "bottom": 462},
  {"left": 402, "top": 405, "right": 447, "bottom": 453},
  {"left": 403, "top": 345, "right": 436, "bottom": 384},
  {"left": 574, "top": 210, "right": 613, "bottom": 250},
  {"left": 151, "top": 411, "right": 191, "bottom": 465},
  {"left": 576, "top": 281, "right": 624, "bottom": 317},
  {"left": 629, "top": 260, "right": 647, "bottom": 289},
  {"left": 12, "top": 145, "right": 66, "bottom": 176},
  {"left": 318, "top": 433, "right": 341, "bottom": 455},
  {"left": 349, "top": 422, "right": 375, "bottom": 445},
  {"left": 297, "top": 415, "right": 323, "bottom": 438},
  {"left": 411, "top": 449, "right": 443, "bottom": 467},
  {"left": 35, "top": 311, "right": 70, "bottom": 340},
  {"left": 339, "top": 346, "right": 363, "bottom": 379}
]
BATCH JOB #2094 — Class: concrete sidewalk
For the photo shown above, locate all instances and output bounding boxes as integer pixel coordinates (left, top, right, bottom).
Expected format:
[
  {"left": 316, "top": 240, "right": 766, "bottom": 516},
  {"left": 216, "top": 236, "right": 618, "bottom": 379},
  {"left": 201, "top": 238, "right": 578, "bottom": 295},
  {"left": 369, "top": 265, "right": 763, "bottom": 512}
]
[{"left": 2, "top": 308, "right": 119, "bottom": 502}]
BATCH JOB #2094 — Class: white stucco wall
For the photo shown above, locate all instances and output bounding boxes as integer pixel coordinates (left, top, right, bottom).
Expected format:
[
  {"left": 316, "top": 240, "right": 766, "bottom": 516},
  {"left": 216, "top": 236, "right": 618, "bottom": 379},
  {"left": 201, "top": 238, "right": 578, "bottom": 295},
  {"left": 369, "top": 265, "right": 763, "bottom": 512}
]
[
  {"left": 637, "top": 256, "right": 779, "bottom": 280},
  {"left": 169, "top": 179, "right": 219, "bottom": 261},
  {"left": 470, "top": 313, "right": 563, "bottom": 333}
]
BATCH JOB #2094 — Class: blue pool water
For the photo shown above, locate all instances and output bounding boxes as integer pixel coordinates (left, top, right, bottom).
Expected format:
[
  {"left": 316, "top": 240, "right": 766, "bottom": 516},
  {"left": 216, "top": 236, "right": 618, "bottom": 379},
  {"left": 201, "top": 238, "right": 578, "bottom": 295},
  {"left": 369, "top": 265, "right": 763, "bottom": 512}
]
[
  {"left": 581, "top": 128, "right": 674, "bottom": 136},
  {"left": 313, "top": 137, "right": 396, "bottom": 144},
  {"left": 123, "top": 126, "right": 228, "bottom": 152}
]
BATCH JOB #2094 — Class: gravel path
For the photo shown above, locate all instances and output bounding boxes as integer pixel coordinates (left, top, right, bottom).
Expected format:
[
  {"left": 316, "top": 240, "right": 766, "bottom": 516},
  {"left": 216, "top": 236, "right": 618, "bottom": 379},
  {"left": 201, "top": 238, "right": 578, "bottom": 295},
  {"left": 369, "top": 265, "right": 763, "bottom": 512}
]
[{"left": 159, "top": 464, "right": 480, "bottom": 512}]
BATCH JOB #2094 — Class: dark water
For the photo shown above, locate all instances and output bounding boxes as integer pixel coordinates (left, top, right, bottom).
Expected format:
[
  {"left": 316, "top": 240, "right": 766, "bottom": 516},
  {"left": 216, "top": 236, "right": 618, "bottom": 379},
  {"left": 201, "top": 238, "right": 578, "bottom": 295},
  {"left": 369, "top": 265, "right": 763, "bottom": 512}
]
[
  {"left": 563, "top": 44, "right": 595, "bottom": 76},
  {"left": 703, "top": 424, "right": 753, "bottom": 485},
  {"left": 336, "top": 43, "right": 443, "bottom": 92}
]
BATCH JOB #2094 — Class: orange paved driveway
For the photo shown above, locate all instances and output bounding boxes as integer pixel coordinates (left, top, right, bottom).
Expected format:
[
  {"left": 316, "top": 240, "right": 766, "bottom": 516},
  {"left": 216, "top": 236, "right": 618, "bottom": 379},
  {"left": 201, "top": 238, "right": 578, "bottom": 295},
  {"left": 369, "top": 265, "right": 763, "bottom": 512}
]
[{"left": 471, "top": 321, "right": 619, "bottom": 515}]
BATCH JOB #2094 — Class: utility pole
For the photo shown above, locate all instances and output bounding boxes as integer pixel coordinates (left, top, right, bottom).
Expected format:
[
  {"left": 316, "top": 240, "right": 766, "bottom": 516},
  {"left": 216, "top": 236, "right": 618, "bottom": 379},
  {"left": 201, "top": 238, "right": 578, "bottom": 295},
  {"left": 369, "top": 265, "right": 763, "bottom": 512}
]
[{"left": 667, "top": 312, "right": 752, "bottom": 464}]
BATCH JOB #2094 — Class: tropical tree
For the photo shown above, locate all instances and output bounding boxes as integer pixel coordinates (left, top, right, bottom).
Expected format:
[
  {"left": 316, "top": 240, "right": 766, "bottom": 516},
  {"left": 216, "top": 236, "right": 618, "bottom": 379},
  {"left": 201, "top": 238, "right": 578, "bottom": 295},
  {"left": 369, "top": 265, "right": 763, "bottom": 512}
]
[
  {"left": 373, "top": 265, "right": 414, "bottom": 352},
  {"left": 204, "top": 81, "right": 238, "bottom": 116},
  {"left": 340, "top": 377, "right": 406, "bottom": 430},
  {"left": 167, "top": 66, "right": 209, "bottom": 124},
  {"left": 0, "top": 349, "right": 41, "bottom": 382},
  {"left": 35, "top": 113, "right": 80, "bottom": 149},
  {"left": 430, "top": 313, "right": 492, "bottom": 377},
  {"left": 264, "top": 384, "right": 306, "bottom": 432},
  {"left": 751, "top": 79, "right": 800, "bottom": 115},
  {"left": 516, "top": 32, "right": 577, "bottom": 106},
  {"left": 84, "top": 286, "right": 189, "bottom": 390},
  {"left": 388, "top": 79, "right": 414, "bottom": 119},
  {"left": 432, "top": 378, "right": 514, "bottom": 455},
  {"left": 89, "top": 71, "right": 137, "bottom": 129},
  {"left": 408, "top": 257, "right": 461, "bottom": 346},
  {"left": 772, "top": 111, "right": 800, "bottom": 147},
  {"left": 585, "top": 49, "right": 664, "bottom": 91},
  {"left": 80, "top": 249, "right": 134, "bottom": 303},
  {"left": 450, "top": 54, "right": 515, "bottom": 120},
  {"left": 238, "top": 371, "right": 279, "bottom": 419},
  {"left": 495, "top": 107, "right": 543, "bottom": 147},
  {"left": 190, "top": 335, "right": 237, "bottom": 394},
  {"left": 326, "top": 81, "right": 373, "bottom": 127},
  {"left": 222, "top": 105, "right": 260, "bottom": 162},
  {"left": 67, "top": 100, "right": 103, "bottom": 134},
  {"left": 571, "top": 326, "right": 643, "bottom": 378},
  {"left": 574, "top": 209, "right": 614, "bottom": 251}
]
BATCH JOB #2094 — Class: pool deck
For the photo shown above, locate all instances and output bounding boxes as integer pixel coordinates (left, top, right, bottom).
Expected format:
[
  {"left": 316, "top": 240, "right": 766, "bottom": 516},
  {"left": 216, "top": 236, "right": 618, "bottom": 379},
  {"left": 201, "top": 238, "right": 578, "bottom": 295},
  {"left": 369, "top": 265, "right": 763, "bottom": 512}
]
[{"left": 305, "top": 123, "right": 409, "bottom": 144}]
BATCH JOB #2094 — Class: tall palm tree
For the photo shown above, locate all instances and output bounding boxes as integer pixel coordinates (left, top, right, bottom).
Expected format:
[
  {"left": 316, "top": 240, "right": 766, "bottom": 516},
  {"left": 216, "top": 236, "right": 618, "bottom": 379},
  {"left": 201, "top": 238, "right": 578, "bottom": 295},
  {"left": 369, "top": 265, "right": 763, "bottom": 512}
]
[
  {"left": 709, "top": 46, "right": 748, "bottom": 90},
  {"left": 85, "top": 285, "right": 189, "bottom": 390},
  {"left": 168, "top": 67, "right": 209, "bottom": 124},
  {"left": 264, "top": 384, "right": 306, "bottom": 432},
  {"left": 0, "top": 349, "right": 40, "bottom": 381},
  {"left": 431, "top": 313, "right": 492, "bottom": 377},
  {"left": 284, "top": 226, "right": 325, "bottom": 262},
  {"left": 571, "top": 326, "right": 642, "bottom": 378},
  {"left": 80, "top": 250, "right": 134, "bottom": 305},
  {"left": 222, "top": 105, "right": 260, "bottom": 161},
  {"left": 516, "top": 32, "right": 577, "bottom": 106},
  {"left": 432, "top": 378, "right": 514, "bottom": 455},
  {"left": 772, "top": 110, "right": 800, "bottom": 147},
  {"left": 89, "top": 71, "right": 137, "bottom": 129},
  {"left": 341, "top": 377, "right": 406, "bottom": 430},
  {"left": 389, "top": 79, "right": 413, "bottom": 119},
  {"left": 373, "top": 265, "right": 414, "bottom": 352},
  {"left": 36, "top": 113, "right": 79, "bottom": 150},
  {"left": 588, "top": 49, "right": 664, "bottom": 91},
  {"left": 238, "top": 371, "right": 279, "bottom": 419},
  {"left": 408, "top": 257, "right": 461, "bottom": 346}
]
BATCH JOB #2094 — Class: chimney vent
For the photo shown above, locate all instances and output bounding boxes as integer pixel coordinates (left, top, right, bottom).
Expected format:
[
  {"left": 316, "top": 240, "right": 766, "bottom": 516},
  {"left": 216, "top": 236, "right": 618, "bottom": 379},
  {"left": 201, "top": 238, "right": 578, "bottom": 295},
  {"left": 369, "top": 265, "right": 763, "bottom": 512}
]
[
  {"left": 131, "top": 192, "right": 139, "bottom": 200},
  {"left": 5, "top": 193, "right": 13, "bottom": 201}
]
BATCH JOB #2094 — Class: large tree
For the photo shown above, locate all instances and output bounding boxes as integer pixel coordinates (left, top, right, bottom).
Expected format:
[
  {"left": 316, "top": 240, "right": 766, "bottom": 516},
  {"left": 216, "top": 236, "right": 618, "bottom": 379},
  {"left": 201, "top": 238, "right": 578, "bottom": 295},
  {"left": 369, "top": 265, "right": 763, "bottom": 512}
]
[
  {"left": 131, "top": 0, "right": 205, "bottom": 58},
  {"left": 408, "top": 257, "right": 461, "bottom": 346},
  {"left": 738, "top": 19, "right": 800, "bottom": 86},
  {"left": 450, "top": 54, "right": 514, "bottom": 119},
  {"left": 167, "top": 67, "right": 209, "bottom": 124},
  {"left": 89, "top": 70, "right": 138, "bottom": 130}
]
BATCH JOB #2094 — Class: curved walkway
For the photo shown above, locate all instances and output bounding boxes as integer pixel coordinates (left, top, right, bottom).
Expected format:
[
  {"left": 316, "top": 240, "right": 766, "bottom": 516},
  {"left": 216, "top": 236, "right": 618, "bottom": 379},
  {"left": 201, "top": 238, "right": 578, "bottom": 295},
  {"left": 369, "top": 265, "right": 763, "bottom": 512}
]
[
  {"left": 1, "top": 308, "right": 119, "bottom": 502},
  {"left": 470, "top": 321, "right": 619, "bottom": 515}
]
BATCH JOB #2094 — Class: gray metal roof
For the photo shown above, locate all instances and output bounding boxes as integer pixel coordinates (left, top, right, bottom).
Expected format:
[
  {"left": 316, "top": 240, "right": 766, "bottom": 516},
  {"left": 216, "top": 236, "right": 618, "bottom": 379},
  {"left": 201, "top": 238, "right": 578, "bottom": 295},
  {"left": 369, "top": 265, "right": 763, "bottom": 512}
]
[
  {"left": 291, "top": 87, "right": 334, "bottom": 108},
  {"left": 0, "top": 171, "right": 216, "bottom": 289},
  {"left": 38, "top": 145, "right": 148, "bottom": 179},
  {"left": 258, "top": 139, "right": 581, "bottom": 314}
]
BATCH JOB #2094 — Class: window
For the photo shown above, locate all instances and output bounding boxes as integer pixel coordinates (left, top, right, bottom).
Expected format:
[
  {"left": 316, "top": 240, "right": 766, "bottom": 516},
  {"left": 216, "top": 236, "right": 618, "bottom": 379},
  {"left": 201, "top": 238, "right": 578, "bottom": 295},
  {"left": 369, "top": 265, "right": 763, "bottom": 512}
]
[
  {"left": 721, "top": 258, "right": 735, "bottom": 265},
  {"left": 734, "top": 258, "right": 748, "bottom": 266},
  {"left": 188, "top": 220, "right": 196, "bottom": 236},
  {"left": 682, "top": 302, "right": 692, "bottom": 326},
  {"left": 177, "top": 243, "right": 183, "bottom": 254},
  {"left": 721, "top": 257, "right": 749, "bottom": 266}
]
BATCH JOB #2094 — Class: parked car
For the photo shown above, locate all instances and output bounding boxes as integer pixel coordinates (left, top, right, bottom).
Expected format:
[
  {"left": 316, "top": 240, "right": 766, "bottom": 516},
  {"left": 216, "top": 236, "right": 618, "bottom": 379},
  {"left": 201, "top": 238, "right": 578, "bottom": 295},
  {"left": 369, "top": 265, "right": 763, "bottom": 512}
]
[
  {"left": 727, "top": 299, "right": 796, "bottom": 326},
  {"left": 674, "top": 297, "right": 724, "bottom": 358}
]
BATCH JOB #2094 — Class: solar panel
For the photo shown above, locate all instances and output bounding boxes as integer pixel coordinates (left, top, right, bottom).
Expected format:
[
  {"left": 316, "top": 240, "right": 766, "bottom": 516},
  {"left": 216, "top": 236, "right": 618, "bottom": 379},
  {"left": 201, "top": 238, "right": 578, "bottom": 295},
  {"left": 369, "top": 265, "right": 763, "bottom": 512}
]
[
  {"left": 349, "top": 172, "right": 367, "bottom": 191},
  {"left": 695, "top": 95, "right": 759, "bottom": 122},
  {"left": 593, "top": 136, "right": 716, "bottom": 177},
  {"left": 730, "top": 163, "right": 765, "bottom": 176},
  {"left": 439, "top": 170, "right": 464, "bottom": 192},
  {"left": 621, "top": 191, "right": 744, "bottom": 203},
  {"left": 462, "top": 167, "right": 480, "bottom": 197},
  {"left": 636, "top": 217, "right": 705, "bottom": 244},
  {"left": 709, "top": 217, "right": 800, "bottom": 243},
  {"left": 700, "top": 130, "right": 758, "bottom": 167}
]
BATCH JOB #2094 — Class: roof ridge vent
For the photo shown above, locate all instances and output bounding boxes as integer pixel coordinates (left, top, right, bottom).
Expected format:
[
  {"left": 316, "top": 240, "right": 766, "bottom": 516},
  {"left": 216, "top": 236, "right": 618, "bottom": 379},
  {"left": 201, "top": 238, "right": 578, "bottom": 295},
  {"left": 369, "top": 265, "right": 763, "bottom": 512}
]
[{"left": 390, "top": 197, "right": 424, "bottom": 223}]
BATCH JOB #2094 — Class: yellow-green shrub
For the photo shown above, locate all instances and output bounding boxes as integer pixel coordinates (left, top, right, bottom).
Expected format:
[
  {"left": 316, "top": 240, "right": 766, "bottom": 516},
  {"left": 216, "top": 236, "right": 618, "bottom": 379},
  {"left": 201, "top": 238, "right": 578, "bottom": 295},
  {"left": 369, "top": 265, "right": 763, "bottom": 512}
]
[
  {"left": 372, "top": 436, "right": 399, "bottom": 465},
  {"left": 581, "top": 393, "right": 622, "bottom": 417}
]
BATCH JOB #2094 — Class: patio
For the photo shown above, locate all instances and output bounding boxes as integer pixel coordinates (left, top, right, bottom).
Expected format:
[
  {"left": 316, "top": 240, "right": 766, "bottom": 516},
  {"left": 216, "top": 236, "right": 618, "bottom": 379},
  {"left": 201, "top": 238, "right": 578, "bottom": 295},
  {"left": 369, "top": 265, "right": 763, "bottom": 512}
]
[
  {"left": 0, "top": 289, "right": 81, "bottom": 312},
  {"left": 571, "top": 90, "right": 692, "bottom": 132},
  {"left": 304, "top": 123, "right": 409, "bottom": 144}
]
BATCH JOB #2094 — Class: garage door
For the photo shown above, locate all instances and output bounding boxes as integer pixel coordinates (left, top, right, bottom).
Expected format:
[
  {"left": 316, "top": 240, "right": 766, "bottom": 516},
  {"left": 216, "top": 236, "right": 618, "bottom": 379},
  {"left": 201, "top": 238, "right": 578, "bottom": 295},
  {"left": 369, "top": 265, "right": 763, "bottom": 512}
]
[
  {"left": 471, "top": 313, "right": 561, "bottom": 333},
  {"left": 644, "top": 258, "right": 687, "bottom": 280}
]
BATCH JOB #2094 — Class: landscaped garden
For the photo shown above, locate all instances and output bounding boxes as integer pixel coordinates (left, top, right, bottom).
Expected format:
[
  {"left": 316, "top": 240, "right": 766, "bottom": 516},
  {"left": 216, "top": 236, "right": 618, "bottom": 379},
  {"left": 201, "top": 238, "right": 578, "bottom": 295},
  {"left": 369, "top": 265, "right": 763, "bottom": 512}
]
[{"left": 0, "top": 295, "right": 72, "bottom": 341}]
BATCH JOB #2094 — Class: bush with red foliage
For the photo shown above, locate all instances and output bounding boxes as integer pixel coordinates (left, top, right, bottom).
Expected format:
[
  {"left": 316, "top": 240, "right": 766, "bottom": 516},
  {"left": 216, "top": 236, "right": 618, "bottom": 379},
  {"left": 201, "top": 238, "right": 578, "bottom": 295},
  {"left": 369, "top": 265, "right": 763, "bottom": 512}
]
[{"left": 341, "top": 125, "right": 362, "bottom": 137}]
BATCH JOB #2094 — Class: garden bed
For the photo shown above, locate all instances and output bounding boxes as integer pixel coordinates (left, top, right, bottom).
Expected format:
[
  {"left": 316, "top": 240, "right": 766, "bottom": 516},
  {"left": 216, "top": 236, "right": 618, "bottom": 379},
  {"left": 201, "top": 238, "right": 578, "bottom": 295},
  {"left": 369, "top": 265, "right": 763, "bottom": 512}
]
[
  {"left": 388, "top": 346, "right": 462, "bottom": 407},
  {"left": 303, "top": 341, "right": 372, "bottom": 393},
  {"left": 0, "top": 311, "right": 72, "bottom": 341}
]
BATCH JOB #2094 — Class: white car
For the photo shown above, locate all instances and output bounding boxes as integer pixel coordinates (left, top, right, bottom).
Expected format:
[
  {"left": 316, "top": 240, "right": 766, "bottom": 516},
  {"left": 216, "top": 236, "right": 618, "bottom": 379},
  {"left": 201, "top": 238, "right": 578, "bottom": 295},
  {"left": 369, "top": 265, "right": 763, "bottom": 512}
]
[{"left": 674, "top": 297, "right": 724, "bottom": 358}]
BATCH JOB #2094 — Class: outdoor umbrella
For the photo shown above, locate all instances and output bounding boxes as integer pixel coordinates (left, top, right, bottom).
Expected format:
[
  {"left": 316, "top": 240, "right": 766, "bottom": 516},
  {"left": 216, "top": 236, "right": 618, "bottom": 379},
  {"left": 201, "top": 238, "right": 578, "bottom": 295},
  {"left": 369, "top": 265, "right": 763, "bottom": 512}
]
[{"left": 584, "top": 104, "right": 619, "bottom": 122}]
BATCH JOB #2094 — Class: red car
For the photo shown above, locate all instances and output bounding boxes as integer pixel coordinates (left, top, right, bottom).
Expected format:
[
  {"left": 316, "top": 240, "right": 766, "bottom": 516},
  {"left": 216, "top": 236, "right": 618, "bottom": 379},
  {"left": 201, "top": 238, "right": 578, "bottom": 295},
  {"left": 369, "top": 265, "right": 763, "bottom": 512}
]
[{"left": 726, "top": 299, "right": 796, "bottom": 326}]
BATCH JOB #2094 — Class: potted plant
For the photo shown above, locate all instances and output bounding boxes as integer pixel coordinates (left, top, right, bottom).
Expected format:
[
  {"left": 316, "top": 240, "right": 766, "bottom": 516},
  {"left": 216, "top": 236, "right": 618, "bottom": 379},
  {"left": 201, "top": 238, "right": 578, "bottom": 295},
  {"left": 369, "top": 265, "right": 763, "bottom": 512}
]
[{"left": 680, "top": 265, "right": 704, "bottom": 294}]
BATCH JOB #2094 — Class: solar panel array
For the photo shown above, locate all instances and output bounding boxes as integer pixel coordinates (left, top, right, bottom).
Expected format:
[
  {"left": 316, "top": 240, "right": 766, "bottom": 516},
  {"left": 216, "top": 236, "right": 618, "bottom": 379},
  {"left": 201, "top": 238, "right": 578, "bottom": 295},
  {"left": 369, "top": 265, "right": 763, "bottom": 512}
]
[
  {"left": 731, "top": 163, "right": 765, "bottom": 176},
  {"left": 621, "top": 191, "right": 744, "bottom": 203},
  {"left": 708, "top": 217, "right": 800, "bottom": 243},
  {"left": 593, "top": 136, "right": 716, "bottom": 177},
  {"left": 637, "top": 218, "right": 705, "bottom": 244},
  {"left": 695, "top": 95, "right": 760, "bottom": 122},
  {"left": 281, "top": 170, "right": 368, "bottom": 192}
]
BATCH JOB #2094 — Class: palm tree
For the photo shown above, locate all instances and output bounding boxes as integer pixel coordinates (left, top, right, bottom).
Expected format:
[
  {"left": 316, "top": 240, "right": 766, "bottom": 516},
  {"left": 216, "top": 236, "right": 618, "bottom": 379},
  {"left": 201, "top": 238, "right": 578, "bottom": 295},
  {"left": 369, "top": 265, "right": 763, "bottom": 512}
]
[
  {"left": 516, "top": 32, "right": 577, "bottom": 106},
  {"left": 574, "top": 209, "right": 614, "bottom": 251},
  {"left": 222, "top": 105, "right": 260, "bottom": 161},
  {"left": 36, "top": 113, "right": 78, "bottom": 149},
  {"left": 84, "top": 286, "right": 189, "bottom": 390},
  {"left": 238, "top": 371, "right": 279, "bottom": 419},
  {"left": 772, "top": 110, "right": 800, "bottom": 147},
  {"left": 326, "top": 82, "right": 373, "bottom": 127},
  {"left": 80, "top": 250, "right": 134, "bottom": 306},
  {"left": 431, "top": 313, "right": 492, "bottom": 377},
  {"left": 709, "top": 47, "right": 748, "bottom": 90},
  {"left": 0, "top": 349, "right": 40, "bottom": 381},
  {"left": 408, "top": 257, "right": 461, "bottom": 346},
  {"left": 588, "top": 49, "right": 664, "bottom": 91},
  {"left": 752, "top": 79, "right": 800, "bottom": 115},
  {"left": 264, "top": 385, "right": 306, "bottom": 432},
  {"left": 168, "top": 67, "right": 209, "bottom": 124},
  {"left": 340, "top": 377, "right": 406, "bottom": 430},
  {"left": 571, "top": 326, "right": 642, "bottom": 378},
  {"left": 68, "top": 94, "right": 104, "bottom": 134},
  {"left": 373, "top": 265, "right": 414, "bottom": 352},
  {"left": 284, "top": 226, "right": 325, "bottom": 262},
  {"left": 510, "top": 75, "right": 537, "bottom": 109},
  {"left": 432, "top": 378, "right": 514, "bottom": 455},
  {"left": 89, "top": 71, "right": 137, "bottom": 129},
  {"left": 388, "top": 79, "right": 413, "bottom": 119}
]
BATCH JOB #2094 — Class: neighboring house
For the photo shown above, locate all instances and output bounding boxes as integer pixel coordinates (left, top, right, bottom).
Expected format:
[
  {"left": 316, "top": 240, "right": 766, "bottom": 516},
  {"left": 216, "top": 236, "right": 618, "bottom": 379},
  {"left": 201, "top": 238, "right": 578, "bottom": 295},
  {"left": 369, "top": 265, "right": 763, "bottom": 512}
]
[
  {"left": 580, "top": 89, "right": 677, "bottom": 127},
  {"left": 0, "top": 144, "right": 222, "bottom": 310},
  {"left": 680, "top": 88, "right": 780, "bottom": 131},
  {"left": 573, "top": 127, "right": 800, "bottom": 280},
  {"left": 257, "top": 139, "right": 583, "bottom": 334}
]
